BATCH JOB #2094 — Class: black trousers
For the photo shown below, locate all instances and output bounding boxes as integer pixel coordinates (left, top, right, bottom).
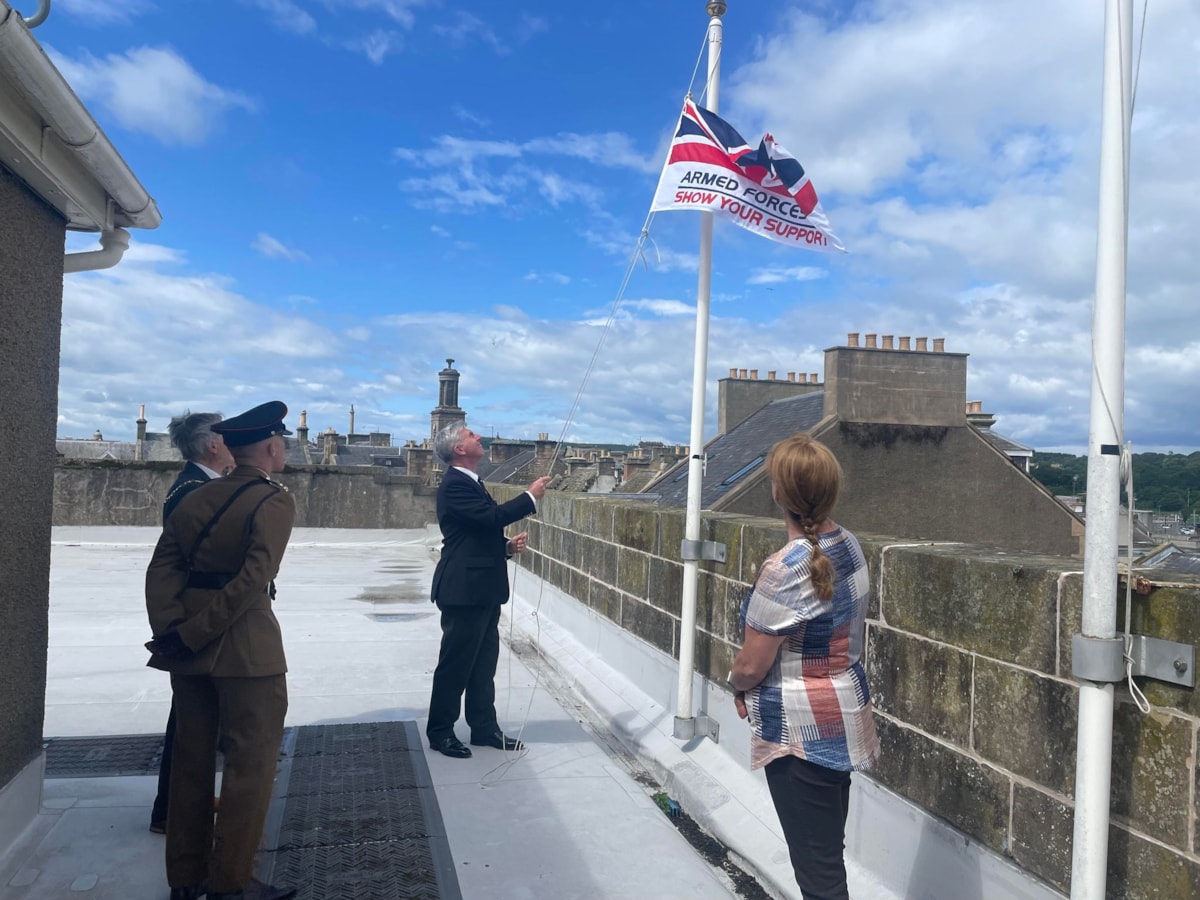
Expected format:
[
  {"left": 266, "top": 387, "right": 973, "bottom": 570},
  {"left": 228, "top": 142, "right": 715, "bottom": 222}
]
[
  {"left": 426, "top": 604, "right": 502, "bottom": 741},
  {"left": 150, "top": 701, "right": 177, "bottom": 824},
  {"left": 765, "top": 754, "right": 853, "bottom": 900}
]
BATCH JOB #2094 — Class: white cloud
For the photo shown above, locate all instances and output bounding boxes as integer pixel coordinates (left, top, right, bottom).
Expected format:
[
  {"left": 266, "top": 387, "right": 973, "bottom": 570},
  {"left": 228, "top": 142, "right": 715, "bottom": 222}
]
[
  {"left": 244, "top": 0, "right": 317, "bottom": 35},
  {"left": 252, "top": 233, "right": 310, "bottom": 262},
  {"left": 430, "top": 225, "right": 451, "bottom": 237},
  {"left": 524, "top": 271, "right": 571, "bottom": 285},
  {"left": 327, "top": 0, "right": 428, "bottom": 28},
  {"left": 452, "top": 105, "right": 491, "bottom": 128},
  {"left": 55, "top": 0, "right": 152, "bottom": 23},
  {"left": 747, "top": 266, "right": 827, "bottom": 285},
  {"left": 433, "top": 11, "right": 505, "bottom": 53},
  {"left": 50, "top": 46, "right": 254, "bottom": 145}
]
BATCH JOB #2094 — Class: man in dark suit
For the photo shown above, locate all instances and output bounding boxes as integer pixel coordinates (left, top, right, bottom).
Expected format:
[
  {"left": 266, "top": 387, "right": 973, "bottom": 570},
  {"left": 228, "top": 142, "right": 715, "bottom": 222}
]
[
  {"left": 427, "top": 423, "right": 549, "bottom": 759},
  {"left": 146, "top": 401, "right": 297, "bottom": 900},
  {"left": 151, "top": 411, "right": 235, "bottom": 833}
]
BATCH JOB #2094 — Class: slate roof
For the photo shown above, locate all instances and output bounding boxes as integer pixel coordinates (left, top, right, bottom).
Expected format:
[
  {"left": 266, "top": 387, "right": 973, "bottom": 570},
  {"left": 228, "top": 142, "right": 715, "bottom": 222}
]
[
  {"left": 57, "top": 433, "right": 179, "bottom": 462},
  {"left": 482, "top": 449, "right": 536, "bottom": 485},
  {"left": 648, "top": 392, "right": 826, "bottom": 508},
  {"left": 284, "top": 440, "right": 402, "bottom": 468},
  {"left": 976, "top": 428, "right": 1033, "bottom": 456},
  {"left": 1135, "top": 543, "right": 1200, "bottom": 578}
]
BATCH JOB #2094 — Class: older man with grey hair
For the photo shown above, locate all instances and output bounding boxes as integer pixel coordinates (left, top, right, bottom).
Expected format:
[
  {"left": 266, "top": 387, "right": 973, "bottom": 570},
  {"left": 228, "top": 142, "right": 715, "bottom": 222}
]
[
  {"left": 426, "top": 422, "right": 549, "bottom": 758},
  {"left": 149, "top": 410, "right": 234, "bottom": 833}
]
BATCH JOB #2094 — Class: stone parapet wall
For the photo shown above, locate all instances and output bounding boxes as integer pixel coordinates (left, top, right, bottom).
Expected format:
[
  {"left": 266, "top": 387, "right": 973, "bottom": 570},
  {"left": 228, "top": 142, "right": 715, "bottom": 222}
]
[
  {"left": 53, "top": 461, "right": 437, "bottom": 529},
  {"left": 494, "top": 484, "right": 1200, "bottom": 898}
]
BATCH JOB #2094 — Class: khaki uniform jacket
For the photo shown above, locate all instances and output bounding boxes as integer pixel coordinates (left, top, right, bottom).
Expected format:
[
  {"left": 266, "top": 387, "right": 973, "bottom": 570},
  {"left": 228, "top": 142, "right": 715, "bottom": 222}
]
[{"left": 145, "top": 466, "right": 295, "bottom": 677}]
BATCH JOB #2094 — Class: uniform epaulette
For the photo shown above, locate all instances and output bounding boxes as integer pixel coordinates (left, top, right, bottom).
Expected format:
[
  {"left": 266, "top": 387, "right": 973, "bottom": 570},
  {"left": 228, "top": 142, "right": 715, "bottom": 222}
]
[{"left": 265, "top": 476, "right": 289, "bottom": 492}]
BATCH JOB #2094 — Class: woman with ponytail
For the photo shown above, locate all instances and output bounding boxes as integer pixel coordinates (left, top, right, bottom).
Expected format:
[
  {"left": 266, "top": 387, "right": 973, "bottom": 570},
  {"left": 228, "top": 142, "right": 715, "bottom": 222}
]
[{"left": 730, "top": 433, "right": 879, "bottom": 900}]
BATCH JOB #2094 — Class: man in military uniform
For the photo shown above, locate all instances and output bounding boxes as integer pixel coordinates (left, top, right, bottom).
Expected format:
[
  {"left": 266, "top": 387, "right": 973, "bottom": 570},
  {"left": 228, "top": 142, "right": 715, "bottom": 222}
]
[
  {"left": 151, "top": 411, "right": 234, "bottom": 834},
  {"left": 145, "top": 401, "right": 297, "bottom": 900}
]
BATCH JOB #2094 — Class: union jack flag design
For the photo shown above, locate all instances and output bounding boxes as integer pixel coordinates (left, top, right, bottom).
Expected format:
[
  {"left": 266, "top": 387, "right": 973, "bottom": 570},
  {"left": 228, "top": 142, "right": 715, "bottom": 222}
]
[{"left": 651, "top": 98, "right": 844, "bottom": 252}]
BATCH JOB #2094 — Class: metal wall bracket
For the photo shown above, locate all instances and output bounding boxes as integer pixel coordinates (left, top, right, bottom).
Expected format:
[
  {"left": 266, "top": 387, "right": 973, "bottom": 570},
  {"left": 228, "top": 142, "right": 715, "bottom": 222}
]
[
  {"left": 673, "top": 714, "right": 720, "bottom": 744},
  {"left": 1128, "top": 635, "right": 1195, "bottom": 688},
  {"left": 1071, "top": 634, "right": 1125, "bottom": 683},
  {"left": 680, "top": 539, "right": 727, "bottom": 563}
]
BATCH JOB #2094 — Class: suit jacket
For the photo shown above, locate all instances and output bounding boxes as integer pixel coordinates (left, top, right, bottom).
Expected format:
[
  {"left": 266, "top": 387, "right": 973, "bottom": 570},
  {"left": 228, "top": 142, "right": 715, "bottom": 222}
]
[
  {"left": 163, "top": 461, "right": 213, "bottom": 522},
  {"left": 431, "top": 466, "right": 535, "bottom": 609},
  {"left": 145, "top": 466, "right": 295, "bottom": 677}
]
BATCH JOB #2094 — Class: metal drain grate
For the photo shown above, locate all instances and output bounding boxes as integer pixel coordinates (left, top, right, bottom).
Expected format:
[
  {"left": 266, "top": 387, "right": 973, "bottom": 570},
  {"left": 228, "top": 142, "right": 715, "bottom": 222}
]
[
  {"left": 262, "top": 721, "right": 459, "bottom": 900},
  {"left": 44, "top": 734, "right": 164, "bottom": 777}
]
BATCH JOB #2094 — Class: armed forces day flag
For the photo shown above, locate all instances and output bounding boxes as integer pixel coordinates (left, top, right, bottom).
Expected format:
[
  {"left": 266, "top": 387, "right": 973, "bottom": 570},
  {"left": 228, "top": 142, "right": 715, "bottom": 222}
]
[{"left": 651, "top": 98, "right": 844, "bottom": 253}]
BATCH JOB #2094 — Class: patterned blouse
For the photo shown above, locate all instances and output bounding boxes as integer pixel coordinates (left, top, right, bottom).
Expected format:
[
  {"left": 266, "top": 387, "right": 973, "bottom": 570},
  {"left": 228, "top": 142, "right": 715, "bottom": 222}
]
[{"left": 739, "top": 527, "right": 880, "bottom": 773}]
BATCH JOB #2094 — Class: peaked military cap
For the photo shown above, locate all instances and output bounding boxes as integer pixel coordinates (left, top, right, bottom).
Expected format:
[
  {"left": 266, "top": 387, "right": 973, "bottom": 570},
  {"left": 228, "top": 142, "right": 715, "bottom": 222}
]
[{"left": 211, "top": 400, "right": 293, "bottom": 447}]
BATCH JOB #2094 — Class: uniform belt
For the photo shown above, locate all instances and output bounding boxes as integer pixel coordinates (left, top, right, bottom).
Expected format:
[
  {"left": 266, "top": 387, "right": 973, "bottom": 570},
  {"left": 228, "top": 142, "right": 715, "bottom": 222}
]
[{"left": 186, "top": 572, "right": 235, "bottom": 590}]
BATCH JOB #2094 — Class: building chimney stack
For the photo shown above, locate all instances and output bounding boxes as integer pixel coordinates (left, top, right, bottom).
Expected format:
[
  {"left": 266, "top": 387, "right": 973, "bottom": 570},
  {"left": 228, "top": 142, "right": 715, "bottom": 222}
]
[
  {"left": 847, "top": 332, "right": 860, "bottom": 347},
  {"left": 916, "top": 337, "right": 928, "bottom": 351},
  {"left": 750, "top": 369, "right": 759, "bottom": 380},
  {"left": 865, "top": 333, "right": 877, "bottom": 349},
  {"left": 297, "top": 410, "right": 309, "bottom": 445},
  {"left": 900, "top": 336, "right": 911, "bottom": 351},
  {"left": 729, "top": 367, "right": 737, "bottom": 378},
  {"left": 882, "top": 335, "right": 894, "bottom": 350},
  {"left": 739, "top": 368, "right": 748, "bottom": 379},
  {"left": 933, "top": 338, "right": 945, "bottom": 352},
  {"left": 767, "top": 370, "right": 776, "bottom": 380},
  {"left": 787, "top": 372, "right": 796, "bottom": 382},
  {"left": 809, "top": 373, "right": 818, "bottom": 383}
]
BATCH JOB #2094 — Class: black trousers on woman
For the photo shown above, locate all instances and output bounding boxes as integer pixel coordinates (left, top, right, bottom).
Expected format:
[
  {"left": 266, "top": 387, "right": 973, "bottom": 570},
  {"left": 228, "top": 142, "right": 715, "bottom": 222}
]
[{"left": 765, "top": 754, "right": 853, "bottom": 900}]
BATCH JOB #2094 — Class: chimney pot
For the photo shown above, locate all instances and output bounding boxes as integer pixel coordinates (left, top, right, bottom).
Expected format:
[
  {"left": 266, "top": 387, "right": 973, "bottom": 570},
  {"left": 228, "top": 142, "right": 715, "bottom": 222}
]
[
  {"left": 138, "top": 403, "right": 146, "bottom": 420},
  {"left": 847, "top": 332, "right": 859, "bottom": 347},
  {"left": 767, "top": 370, "right": 777, "bottom": 380},
  {"left": 300, "top": 410, "right": 308, "bottom": 427},
  {"left": 865, "top": 333, "right": 877, "bottom": 349},
  {"left": 787, "top": 372, "right": 795, "bottom": 382},
  {"left": 933, "top": 338, "right": 945, "bottom": 352},
  {"left": 916, "top": 337, "right": 928, "bottom": 351},
  {"left": 882, "top": 334, "right": 894, "bottom": 349},
  {"left": 750, "top": 369, "right": 759, "bottom": 380},
  {"left": 899, "top": 336, "right": 911, "bottom": 350},
  {"left": 739, "top": 368, "right": 748, "bottom": 379},
  {"left": 728, "top": 368, "right": 737, "bottom": 378},
  {"left": 810, "top": 373, "right": 818, "bottom": 383}
]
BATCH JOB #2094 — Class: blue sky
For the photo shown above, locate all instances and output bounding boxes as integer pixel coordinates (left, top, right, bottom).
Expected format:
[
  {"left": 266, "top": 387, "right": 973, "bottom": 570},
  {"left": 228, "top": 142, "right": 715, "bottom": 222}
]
[{"left": 41, "top": 0, "right": 1200, "bottom": 452}]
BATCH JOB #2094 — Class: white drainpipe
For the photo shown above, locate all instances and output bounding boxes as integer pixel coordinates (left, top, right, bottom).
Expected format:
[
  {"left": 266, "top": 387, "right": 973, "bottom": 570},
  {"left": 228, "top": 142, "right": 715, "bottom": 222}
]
[{"left": 63, "top": 227, "right": 130, "bottom": 274}]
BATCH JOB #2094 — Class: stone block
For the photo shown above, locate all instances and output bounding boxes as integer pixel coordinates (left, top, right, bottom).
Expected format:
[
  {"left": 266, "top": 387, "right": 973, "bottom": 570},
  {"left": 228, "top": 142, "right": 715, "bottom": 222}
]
[
  {"left": 559, "top": 529, "right": 580, "bottom": 570},
  {"left": 1110, "top": 700, "right": 1191, "bottom": 849},
  {"left": 655, "top": 507, "right": 687, "bottom": 560},
  {"left": 542, "top": 492, "right": 573, "bottom": 528},
  {"left": 705, "top": 515, "right": 744, "bottom": 576},
  {"left": 1010, "top": 783, "right": 1072, "bottom": 894},
  {"left": 866, "top": 626, "right": 972, "bottom": 748},
  {"left": 616, "top": 547, "right": 649, "bottom": 599},
  {"left": 871, "top": 716, "right": 1010, "bottom": 854},
  {"left": 568, "top": 566, "right": 590, "bottom": 606},
  {"left": 1055, "top": 571, "right": 1084, "bottom": 680},
  {"left": 589, "top": 583, "right": 621, "bottom": 623},
  {"left": 883, "top": 546, "right": 1061, "bottom": 673},
  {"left": 580, "top": 537, "right": 618, "bottom": 588},
  {"left": 739, "top": 521, "right": 789, "bottom": 585},
  {"left": 694, "top": 630, "right": 736, "bottom": 686},
  {"left": 857, "top": 536, "right": 887, "bottom": 621},
  {"left": 648, "top": 557, "right": 683, "bottom": 617},
  {"left": 614, "top": 502, "right": 657, "bottom": 553},
  {"left": 571, "top": 496, "right": 613, "bottom": 542},
  {"left": 1107, "top": 822, "right": 1200, "bottom": 900},
  {"left": 973, "top": 658, "right": 1077, "bottom": 795},
  {"left": 620, "top": 596, "right": 676, "bottom": 657},
  {"left": 697, "top": 573, "right": 730, "bottom": 644}
]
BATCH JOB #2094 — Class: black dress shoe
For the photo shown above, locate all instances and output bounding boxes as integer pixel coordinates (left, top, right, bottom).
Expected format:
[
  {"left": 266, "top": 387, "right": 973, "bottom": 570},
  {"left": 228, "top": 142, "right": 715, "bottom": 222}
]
[
  {"left": 470, "top": 730, "right": 525, "bottom": 751},
  {"left": 169, "top": 883, "right": 206, "bottom": 900},
  {"left": 429, "top": 735, "right": 472, "bottom": 758}
]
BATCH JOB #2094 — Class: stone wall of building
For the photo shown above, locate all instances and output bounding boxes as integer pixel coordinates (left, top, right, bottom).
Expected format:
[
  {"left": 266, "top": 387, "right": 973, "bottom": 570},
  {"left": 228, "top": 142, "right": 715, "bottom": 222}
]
[
  {"left": 493, "top": 484, "right": 1200, "bottom": 898},
  {"left": 53, "top": 462, "right": 438, "bottom": 528},
  {"left": 0, "top": 166, "right": 64, "bottom": 806}
]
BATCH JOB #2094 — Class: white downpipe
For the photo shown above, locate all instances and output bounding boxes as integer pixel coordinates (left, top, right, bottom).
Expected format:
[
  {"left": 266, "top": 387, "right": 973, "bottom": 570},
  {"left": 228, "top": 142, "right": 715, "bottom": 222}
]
[
  {"left": 63, "top": 227, "right": 130, "bottom": 274},
  {"left": 1069, "top": 1, "right": 1131, "bottom": 897},
  {"left": 675, "top": 3, "right": 724, "bottom": 732}
]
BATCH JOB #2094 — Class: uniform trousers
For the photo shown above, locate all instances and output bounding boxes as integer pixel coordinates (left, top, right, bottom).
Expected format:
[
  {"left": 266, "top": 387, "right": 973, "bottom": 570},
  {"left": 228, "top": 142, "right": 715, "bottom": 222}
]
[
  {"left": 426, "top": 604, "right": 502, "bottom": 741},
  {"left": 764, "top": 754, "right": 853, "bottom": 900},
  {"left": 167, "top": 672, "right": 287, "bottom": 892}
]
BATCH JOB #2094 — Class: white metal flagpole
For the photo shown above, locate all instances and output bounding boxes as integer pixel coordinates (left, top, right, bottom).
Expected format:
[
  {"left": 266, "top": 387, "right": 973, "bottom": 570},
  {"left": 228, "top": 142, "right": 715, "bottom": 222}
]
[
  {"left": 674, "top": 0, "right": 726, "bottom": 742},
  {"left": 1070, "top": 0, "right": 1132, "bottom": 896}
]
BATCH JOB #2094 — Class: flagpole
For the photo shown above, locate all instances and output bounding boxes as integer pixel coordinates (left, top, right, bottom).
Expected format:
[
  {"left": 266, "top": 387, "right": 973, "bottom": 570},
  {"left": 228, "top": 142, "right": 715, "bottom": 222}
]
[
  {"left": 1069, "top": 0, "right": 1131, "bottom": 895},
  {"left": 674, "top": 0, "right": 726, "bottom": 742}
]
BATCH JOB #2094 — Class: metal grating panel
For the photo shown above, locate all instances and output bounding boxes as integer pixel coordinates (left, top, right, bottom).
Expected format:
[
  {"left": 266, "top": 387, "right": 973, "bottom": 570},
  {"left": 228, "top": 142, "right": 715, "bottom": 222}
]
[
  {"left": 262, "top": 721, "right": 459, "bottom": 900},
  {"left": 44, "top": 734, "right": 164, "bottom": 777}
]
